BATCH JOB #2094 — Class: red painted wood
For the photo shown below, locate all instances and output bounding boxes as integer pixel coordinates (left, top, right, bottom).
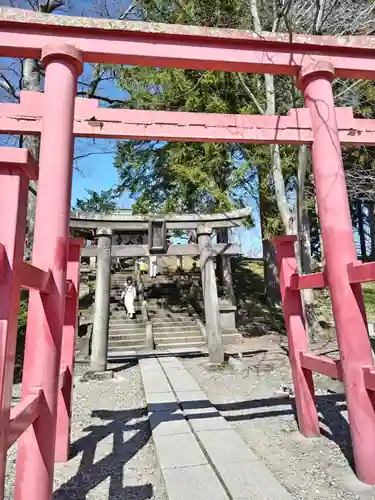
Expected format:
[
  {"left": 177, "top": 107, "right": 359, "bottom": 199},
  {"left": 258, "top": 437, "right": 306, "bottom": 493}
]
[
  {"left": 301, "top": 60, "right": 375, "bottom": 485},
  {"left": 290, "top": 272, "right": 327, "bottom": 290},
  {"left": 363, "top": 366, "right": 375, "bottom": 392},
  {"left": 15, "top": 46, "right": 82, "bottom": 500},
  {"left": 1, "top": 12, "right": 375, "bottom": 78},
  {"left": 347, "top": 261, "right": 375, "bottom": 284},
  {"left": 273, "top": 237, "right": 320, "bottom": 437},
  {"left": 55, "top": 239, "right": 82, "bottom": 463},
  {"left": 19, "top": 262, "right": 51, "bottom": 293},
  {"left": 0, "top": 244, "right": 5, "bottom": 284},
  {"left": 0, "top": 147, "right": 38, "bottom": 180},
  {"left": 58, "top": 366, "right": 69, "bottom": 390},
  {"left": 7, "top": 390, "right": 42, "bottom": 449},
  {"left": 300, "top": 352, "right": 342, "bottom": 380},
  {"left": 0, "top": 154, "right": 29, "bottom": 499},
  {"left": 65, "top": 279, "right": 74, "bottom": 299},
  {"left": 0, "top": 92, "right": 374, "bottom": 146}
]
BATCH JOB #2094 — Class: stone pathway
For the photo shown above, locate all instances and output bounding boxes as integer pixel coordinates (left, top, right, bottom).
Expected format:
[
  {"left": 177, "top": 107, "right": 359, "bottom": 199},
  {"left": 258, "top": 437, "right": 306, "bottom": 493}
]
[{"left": 139, "top": 356, "right": 294, "bottom": 500}]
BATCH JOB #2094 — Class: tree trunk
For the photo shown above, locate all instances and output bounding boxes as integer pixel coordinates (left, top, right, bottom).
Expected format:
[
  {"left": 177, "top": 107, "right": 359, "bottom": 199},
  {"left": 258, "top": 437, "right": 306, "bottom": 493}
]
[
  {"left": 258, "top": 168, "right": 281, "bottom": 305},
  {"left": 21, "top": 58, "right": 41, "bottom": 260},
  {"left": 296, "top": 145, "right": 322, "bottom": 341},
  {"left": 262, "top": 238, "right": 281, "bottom": 305},
  {"left": 356, "top": 199, "right": 366, "bottom": 259},
  {"left": 365, "top": 201, "right": 375, "bottom": 260}
]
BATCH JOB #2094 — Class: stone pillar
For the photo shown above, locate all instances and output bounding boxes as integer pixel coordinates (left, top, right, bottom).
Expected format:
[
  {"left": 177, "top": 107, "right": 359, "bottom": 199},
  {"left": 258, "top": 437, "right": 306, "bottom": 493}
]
[
  {"left": 299, "top": 61, "right": 375, "bottom": 484},
  {"left": 177, "top": 255, "right": 183, "bottom": 270},
  {"left": 197, "top": 225, "right": 224, "bottom": 364},
  {"left": 15, "top": 44, "right": 82, "bottom": 500},
  {"left": 89, "top": 256, "right": 96, "bottom": 270},
  {"left": 216, "top": 228, "right": 235, "bottom": 304},
  {"left": 91, "top": 228, "right": 112, "bottom": 373}
]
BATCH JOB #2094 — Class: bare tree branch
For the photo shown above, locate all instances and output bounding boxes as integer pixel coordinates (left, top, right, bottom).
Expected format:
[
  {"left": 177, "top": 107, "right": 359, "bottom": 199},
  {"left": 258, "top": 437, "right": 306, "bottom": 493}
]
[{"left": 236, "top": 73, "right": 265, "bottom": 115}]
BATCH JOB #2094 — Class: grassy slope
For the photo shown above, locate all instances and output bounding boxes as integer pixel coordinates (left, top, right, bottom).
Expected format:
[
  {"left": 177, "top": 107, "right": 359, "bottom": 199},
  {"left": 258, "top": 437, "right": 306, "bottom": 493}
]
[{"left": 234, "top": 258, "right": 375, "bottom": 338}]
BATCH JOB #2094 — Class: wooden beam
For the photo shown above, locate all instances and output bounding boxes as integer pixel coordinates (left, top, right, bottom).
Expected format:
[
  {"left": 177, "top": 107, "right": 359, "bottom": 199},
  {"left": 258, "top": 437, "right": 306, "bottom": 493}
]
[
  {"left": 1, "top": 8, "right": 375, "bottom": 79},
  {"left": 363, "top": 366, "right": 375, "bottom": 392},
  {"left": 81, "top": 243, "right": 240, "bottom": 258},
  {"left": 290, "top": 272, "right": 327, "bottom": 290},
  {"left": 20, "top": 262, "right": 51, "bottom": 293},
  {"left": 299, "top": 351, "right": 342, "bottom": 380},
  {"left": 2, "top": 94, "right": 375, "bottom": 146},
  {"left": 7, "top": 390, "right": 42, "bottom": 449}
]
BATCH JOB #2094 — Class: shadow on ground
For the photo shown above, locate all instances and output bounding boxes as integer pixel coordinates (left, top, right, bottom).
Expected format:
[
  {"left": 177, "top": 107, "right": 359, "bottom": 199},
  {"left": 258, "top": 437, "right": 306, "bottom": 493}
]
[
  {"left": 232, "top": 257, "right": 285, "bottom": 337},
  {"left": 53, "top": 407, "right": 154, "bottom": 500},
  {"left": 54, "top": 384, "right": 353, "bottom": 499}
]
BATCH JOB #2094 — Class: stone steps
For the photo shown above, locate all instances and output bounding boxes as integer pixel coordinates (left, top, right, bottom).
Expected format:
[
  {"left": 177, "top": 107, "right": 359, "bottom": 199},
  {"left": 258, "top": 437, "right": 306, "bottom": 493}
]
[
  {"left": 109, "top": 326, "right": 146, "bottom": 334},
  {"left": 153, "top": 325, "right": 200, "bottom": 333},
  {"left": 108, "top": 341, "right": 147, "bottom": 351},
  {"left": 153, "top": 335, "right": 204, "bottom": 346}
]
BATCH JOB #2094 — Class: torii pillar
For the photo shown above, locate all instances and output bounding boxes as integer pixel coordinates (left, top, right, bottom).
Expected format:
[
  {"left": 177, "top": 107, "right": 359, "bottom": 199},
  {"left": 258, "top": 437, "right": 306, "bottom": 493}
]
[
  {"left": 91, "top": 228, "right": 112, "bottom": 373},
  {"left": 15, "top": 44, "right": 83, "bottom": 500},
  {"left": 299, "top": 61, "right": 375, "bottom": 484},
  {"left": 197, "top": 225, "right": 224, "bottom": 364}
]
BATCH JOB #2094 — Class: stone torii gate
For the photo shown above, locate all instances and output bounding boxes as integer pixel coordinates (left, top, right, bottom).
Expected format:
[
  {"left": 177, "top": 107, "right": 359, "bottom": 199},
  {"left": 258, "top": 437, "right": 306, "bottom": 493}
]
[
  {"left": 70, "top": 209, "right": 249, "bottom": 370},
  {"left": 3, "top": 7, "right": 375, "bottom": 498}
]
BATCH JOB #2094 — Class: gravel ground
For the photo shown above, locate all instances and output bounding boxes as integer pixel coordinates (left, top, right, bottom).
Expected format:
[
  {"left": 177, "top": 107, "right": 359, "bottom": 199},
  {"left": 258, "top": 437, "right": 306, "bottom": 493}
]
[
  {"left": 5, "top": 362, "right": 167, "bottom": 500},
  {"left": 182, "top": 335, "right": 375, "bottom": 500}
]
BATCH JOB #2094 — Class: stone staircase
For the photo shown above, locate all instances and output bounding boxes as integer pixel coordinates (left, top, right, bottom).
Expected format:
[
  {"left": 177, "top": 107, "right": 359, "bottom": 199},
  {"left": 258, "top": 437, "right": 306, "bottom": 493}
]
[
  {"left": 148, "top": 300, "right": 205, "bottom": 350},
  {"left": 107, "top": 269, "right": 242, "bottom": 359},
  {"left": 108, "top": 273, "right": 147, "bottom": 358}
]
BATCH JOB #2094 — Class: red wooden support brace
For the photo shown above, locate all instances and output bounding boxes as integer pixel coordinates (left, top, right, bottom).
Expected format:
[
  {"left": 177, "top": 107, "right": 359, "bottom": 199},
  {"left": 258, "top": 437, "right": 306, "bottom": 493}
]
[
  {"left": 363, "top": 366, "right": 375, "bottom": 392},
  {"left": 7, "top": 390, "right": 43, "bottom": 449},
  {"left": 299, "top": 352, "right": 342, "bottom": 380},
  {"left": 273, "top": 236, "right": 320, "bottom": 437},
  {"left": 19, "top": 262, "right": 52, "bottom": 293},
  {"left": 0, "top": 148, "right": 37, "bottom": 499},
  {"left": 55, "top": 238, "right": 83, "bottom": 463},
  {"left": 347, "top": 261, "right": 375, "bottom": 284},
  {"left": 290, "top": 271, "right": 327, "bottom": 290}
]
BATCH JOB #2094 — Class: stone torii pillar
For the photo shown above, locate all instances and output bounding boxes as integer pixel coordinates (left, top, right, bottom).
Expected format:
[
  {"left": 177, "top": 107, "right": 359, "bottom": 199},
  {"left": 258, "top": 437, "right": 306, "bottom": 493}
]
[
  {"left": 91, "top": 227, "right": 112, "bottom": 373},
  {"left": 197, "top": 225, "right": 224, "bottom": 364}
]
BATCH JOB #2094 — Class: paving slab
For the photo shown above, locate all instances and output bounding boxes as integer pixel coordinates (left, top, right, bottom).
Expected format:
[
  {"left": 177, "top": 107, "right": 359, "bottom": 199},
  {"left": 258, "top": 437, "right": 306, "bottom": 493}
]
[
  {"left": 162, "top": 369, "right": 202, "bottom": 392},
  {"left": 163, "top": 465, "right": 229, "bottom": 500},
  {"left": 189, "top": 413, "right": 231, "bottom": 432},
  {"left": 215, "top": 461, "right": 293, "bottom": 500},
  {"left": 176, "top": 390, "right": 210, "bottom": 405},
  {"left": 153, "top": 432, "right": 208, "bottom": 469},
  {"left": 197, "top": 429, "right": 259, "bottom": 464},
  {"left": 150, "top": 410, "right": 191, "bottom": 437},
  {"left": 141, "top": 371, "right": 172, "bottom": 394},
  {"left": 146, "top": 392, "right": 179, "bottom": 412}
]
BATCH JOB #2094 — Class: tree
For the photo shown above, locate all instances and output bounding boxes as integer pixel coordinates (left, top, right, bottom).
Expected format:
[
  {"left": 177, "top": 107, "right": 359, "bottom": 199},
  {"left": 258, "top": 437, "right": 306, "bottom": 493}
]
[
  {"left": 73, "top": 188, "right": 118, "bottom": 213},
  {"left": 0, "top": 0, "right": 138, "bottom": 257}
]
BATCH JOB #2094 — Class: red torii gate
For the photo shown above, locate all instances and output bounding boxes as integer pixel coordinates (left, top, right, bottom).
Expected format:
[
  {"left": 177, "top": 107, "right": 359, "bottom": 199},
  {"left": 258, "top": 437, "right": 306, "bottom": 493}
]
[{"left": 2, "top": 6, "right": 375, "bottom": 498}]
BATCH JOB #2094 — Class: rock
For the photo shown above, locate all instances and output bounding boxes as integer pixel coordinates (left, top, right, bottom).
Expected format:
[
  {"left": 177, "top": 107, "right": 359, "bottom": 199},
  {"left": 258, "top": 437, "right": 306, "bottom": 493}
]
[{"left": 227, "top": 355, "right": 245, "bottom": 372}]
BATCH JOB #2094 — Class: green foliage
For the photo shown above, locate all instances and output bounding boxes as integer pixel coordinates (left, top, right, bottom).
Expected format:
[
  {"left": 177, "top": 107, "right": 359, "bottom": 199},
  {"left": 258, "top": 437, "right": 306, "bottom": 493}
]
[
  {"left": 73, "top": 188, "right": 118, "bottom": 213},
  {"left": 15, "top": 296, "right": 28, "bottom": 377},
  {"left": 114, "top": 1, "right": 272, "bottom": 224}
]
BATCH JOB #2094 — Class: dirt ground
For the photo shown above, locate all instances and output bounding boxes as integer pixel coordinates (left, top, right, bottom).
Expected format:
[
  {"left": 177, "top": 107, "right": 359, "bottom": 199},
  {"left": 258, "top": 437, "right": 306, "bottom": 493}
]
[{"left": 182, "top": 335, "right": 375, "bottom": 500}]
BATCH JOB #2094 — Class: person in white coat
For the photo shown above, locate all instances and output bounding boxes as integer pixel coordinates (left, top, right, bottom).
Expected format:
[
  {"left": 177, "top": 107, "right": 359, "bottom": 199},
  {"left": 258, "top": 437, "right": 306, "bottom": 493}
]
[{"left": 121, "top": 277, "right": 137, "bottom": 318}]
